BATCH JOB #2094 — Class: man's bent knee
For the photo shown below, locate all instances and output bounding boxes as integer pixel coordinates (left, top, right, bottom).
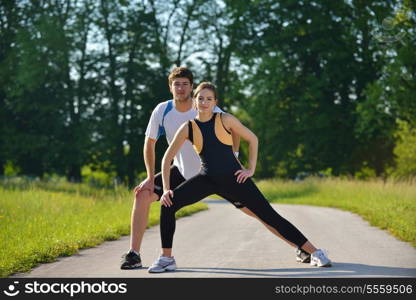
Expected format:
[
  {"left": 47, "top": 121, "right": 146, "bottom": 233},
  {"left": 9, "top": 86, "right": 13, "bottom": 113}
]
[{"left": 134, "top": 189, "right": 158, "bottom": 205}]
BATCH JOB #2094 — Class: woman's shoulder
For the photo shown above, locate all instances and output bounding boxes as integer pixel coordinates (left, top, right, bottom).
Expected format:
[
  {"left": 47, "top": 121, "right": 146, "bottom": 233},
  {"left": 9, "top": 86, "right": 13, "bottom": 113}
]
[{"left": 220, "top": 112, "right": 238, "bottom": 123}]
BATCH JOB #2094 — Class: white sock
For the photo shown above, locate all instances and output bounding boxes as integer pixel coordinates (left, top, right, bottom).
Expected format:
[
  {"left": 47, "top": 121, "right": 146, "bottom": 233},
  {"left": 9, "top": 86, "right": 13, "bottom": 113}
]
[{"left": 129, "top": 250, "right": 139, "bottom": 256}]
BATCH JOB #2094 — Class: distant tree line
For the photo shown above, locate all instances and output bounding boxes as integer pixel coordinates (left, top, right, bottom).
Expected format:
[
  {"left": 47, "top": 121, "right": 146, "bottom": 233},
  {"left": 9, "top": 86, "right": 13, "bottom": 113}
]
[{"left": 0, "top": 0, "right": 415, "bottom": 185}]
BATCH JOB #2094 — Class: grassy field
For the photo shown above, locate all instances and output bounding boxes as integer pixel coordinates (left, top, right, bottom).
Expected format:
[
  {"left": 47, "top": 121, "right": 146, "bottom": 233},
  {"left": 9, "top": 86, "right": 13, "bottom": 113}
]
[
  {"left": 255, "top": 178, "right": 416, "bottom": 248},
  {"left": 0, "top": 179, "right": 207, "bottom": 278}
]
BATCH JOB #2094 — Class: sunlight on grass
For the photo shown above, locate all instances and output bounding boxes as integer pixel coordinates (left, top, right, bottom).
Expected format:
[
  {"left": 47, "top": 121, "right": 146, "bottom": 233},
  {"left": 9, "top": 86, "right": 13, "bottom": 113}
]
[{"left": 0, "top": 180, "right": 207, "bottom": 278}]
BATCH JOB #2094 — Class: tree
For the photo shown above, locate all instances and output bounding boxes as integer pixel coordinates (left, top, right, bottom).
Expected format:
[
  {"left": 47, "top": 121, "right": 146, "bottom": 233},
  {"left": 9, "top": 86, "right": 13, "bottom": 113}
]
[
  {"left": 224, "top": 0, "right": 395, "bottom": 178},
  {"left": 0, "top": 1, "right": 24, "bottom": 176},
  {"left": 391, "top": 120, "right": 416, "bottom": 179}
]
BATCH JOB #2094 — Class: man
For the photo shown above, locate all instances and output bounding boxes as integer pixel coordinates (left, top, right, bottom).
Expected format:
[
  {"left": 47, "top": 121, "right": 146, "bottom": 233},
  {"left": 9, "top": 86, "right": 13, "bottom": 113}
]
[{"left": 120, "top": 67, "right": 310, "bottom": 269}]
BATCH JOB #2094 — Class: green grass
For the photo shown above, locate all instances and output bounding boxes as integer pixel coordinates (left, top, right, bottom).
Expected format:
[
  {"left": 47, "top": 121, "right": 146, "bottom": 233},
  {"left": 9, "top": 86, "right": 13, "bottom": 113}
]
[
  {"left": 0, "top": 180, "right": 207, "bottom": 278},
  {"left": 254, "top": 178, "right": 416, "bottom": 248}
]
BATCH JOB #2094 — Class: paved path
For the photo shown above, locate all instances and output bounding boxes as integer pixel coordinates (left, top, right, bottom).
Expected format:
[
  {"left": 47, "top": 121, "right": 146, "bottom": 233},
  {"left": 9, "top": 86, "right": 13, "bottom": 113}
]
[{"left": 14, "top": 200, "right": 416, "bottom": 278}]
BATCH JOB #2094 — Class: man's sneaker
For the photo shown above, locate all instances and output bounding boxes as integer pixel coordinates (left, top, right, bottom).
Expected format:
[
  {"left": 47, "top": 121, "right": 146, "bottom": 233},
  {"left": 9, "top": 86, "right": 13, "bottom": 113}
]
[
  {"left": 148, "top": 255, "right": 177, "bottom": 273},
  {"left": 295, "top": 248, "right": 311, "bottom": 263},
  {"left": 120, "top": 251, "right": 142, "bottom": 269},
  {"left": 310, "top": 249, "right": 332, "bottom": 267}
]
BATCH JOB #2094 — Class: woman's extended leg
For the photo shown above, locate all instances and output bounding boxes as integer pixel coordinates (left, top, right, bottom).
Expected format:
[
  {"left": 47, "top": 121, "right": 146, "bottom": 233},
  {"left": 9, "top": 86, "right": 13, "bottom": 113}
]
[
  {"left": 215, "top": 176, "right": 331, "bottom": 266},
  {"left": 216, "top": 177, "right": 307, "bottom": 248}
]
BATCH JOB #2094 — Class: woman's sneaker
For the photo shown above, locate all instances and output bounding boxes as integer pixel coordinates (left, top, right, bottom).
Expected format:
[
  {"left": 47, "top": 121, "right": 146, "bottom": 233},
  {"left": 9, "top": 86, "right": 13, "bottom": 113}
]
[
  {"left": 310, "top": 249, "right": 332, "bottom": 267},
  {"left": 295, "top": 248, "right": 311, "bottom": 263},
  {"left": 148, "top": 256, "right": 177, "bottom": 273},
  {"left": 120, "top": 251, "right": 142, "bottom": 269}
]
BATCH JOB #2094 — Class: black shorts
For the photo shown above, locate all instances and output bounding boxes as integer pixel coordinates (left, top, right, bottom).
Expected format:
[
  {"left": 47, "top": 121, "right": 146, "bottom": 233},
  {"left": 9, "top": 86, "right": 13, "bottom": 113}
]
[{"left": 153, "top": 166, "right": 186, "bottom": 199}]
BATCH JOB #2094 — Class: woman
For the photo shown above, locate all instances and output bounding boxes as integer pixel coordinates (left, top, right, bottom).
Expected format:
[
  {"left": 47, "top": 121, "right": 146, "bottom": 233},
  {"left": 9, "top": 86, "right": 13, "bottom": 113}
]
[{"left": 148, "top": 82, "right": 331, "bottom": 273}]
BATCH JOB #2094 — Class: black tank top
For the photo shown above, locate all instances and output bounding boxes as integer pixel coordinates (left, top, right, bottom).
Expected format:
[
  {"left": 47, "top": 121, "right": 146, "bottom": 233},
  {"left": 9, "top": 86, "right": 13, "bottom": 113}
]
[{"left": 188, "top": 113, "right": 241, "bottom": 175}]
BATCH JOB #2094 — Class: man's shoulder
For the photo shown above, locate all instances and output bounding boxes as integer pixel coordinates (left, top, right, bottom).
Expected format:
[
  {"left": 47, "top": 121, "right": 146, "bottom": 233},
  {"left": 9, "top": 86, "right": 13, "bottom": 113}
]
[
  {"left": 213, "top": 106, "right": 223, "bottom": 113},
  {"left": 154, "top": 99, "right": 173, "bottom": 109},
  {"left": 152, "top": 99, "right": 173, "bottom": 114}
]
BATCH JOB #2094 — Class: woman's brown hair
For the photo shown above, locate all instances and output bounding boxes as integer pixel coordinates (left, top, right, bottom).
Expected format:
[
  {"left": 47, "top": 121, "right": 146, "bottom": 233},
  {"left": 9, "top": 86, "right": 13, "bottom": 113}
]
[{"left": 193, "top": 82, "right": 217, "bottom": 100}]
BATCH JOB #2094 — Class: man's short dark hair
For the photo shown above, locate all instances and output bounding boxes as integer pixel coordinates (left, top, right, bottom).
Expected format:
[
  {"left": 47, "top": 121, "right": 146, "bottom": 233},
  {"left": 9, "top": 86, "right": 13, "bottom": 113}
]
[{"left": 168, "top": 67, "right": 194, "bottom": 86}]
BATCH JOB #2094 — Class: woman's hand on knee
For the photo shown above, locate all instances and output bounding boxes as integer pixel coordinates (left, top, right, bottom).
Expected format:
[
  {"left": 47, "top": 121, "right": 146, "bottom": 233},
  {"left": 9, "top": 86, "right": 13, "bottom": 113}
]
[
  {"left": 234, "top": 168, "right": 254, "bottom": 183},
  {"left": 161, "top": 190, "right": 174, "bottom": 207}
]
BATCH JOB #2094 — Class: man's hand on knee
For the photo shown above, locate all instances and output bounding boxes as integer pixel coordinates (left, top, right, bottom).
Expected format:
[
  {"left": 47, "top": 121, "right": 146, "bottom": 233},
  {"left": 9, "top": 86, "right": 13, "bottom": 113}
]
[{"left": 134, "top": 177, "right": 155, "bottom": 195}]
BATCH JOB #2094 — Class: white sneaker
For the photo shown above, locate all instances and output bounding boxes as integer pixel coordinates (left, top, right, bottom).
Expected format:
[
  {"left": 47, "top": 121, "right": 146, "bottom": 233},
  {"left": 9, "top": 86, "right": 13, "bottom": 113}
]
[
  {"left": 310, "top": 249, "right": 332, "bottom": 267},
  {"left": 148, "top": 255, "right": 177, "bottom": 273}
]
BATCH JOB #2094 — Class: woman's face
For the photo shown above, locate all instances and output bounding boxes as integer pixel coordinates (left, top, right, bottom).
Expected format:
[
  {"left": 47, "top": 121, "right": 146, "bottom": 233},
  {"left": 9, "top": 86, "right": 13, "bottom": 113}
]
[{"left": 195, "top": 88, "right": 217, "bottom": 113}]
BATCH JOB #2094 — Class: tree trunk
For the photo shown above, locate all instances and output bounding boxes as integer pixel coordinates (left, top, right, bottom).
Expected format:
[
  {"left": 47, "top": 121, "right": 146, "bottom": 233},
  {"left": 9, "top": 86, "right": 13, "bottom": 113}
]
[{"left": 67, "top": 164, "right": 82, "bottom": 182}]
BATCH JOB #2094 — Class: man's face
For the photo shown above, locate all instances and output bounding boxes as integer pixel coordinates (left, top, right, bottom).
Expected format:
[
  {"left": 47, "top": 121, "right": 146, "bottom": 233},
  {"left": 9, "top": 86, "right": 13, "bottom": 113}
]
[{"left": 170, "top": 77, "right": 192, "bottom": 102}]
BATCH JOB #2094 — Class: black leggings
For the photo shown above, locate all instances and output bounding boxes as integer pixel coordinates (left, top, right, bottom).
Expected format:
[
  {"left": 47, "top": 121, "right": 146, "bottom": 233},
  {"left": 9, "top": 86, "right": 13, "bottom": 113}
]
[{"left": 160, "top": 173, "right": 308, "bottom": 249}]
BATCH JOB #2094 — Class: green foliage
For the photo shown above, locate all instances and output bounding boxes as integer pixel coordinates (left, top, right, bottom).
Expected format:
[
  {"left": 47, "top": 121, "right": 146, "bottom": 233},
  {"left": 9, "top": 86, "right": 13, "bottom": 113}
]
[
  {"left": 81, "top": 165, "right": 117, "bottom": 187},
  {"left": 0, "top": 0, "right": 414, "bottom": 182},
  {"left": 3, "top": 161, "right": 20, "bottom": 176},
  {"left": 0, "top": 179, "right": 207, "bottom": 278},
  {"left": 391, "top": 120, "right": 416, "bottom": 180},
  {"left": 229, "top": 0, "right": 390, "bottom": 178},
  {"left": 354, "top": 164, "right": 377, "bottom": 180}
]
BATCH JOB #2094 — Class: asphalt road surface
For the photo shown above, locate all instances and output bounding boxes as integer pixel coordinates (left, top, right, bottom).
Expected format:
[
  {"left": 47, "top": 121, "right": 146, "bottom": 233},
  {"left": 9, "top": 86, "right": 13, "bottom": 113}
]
[{"left": 14, "top": 200, "right": 416, "bottom": 278}]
